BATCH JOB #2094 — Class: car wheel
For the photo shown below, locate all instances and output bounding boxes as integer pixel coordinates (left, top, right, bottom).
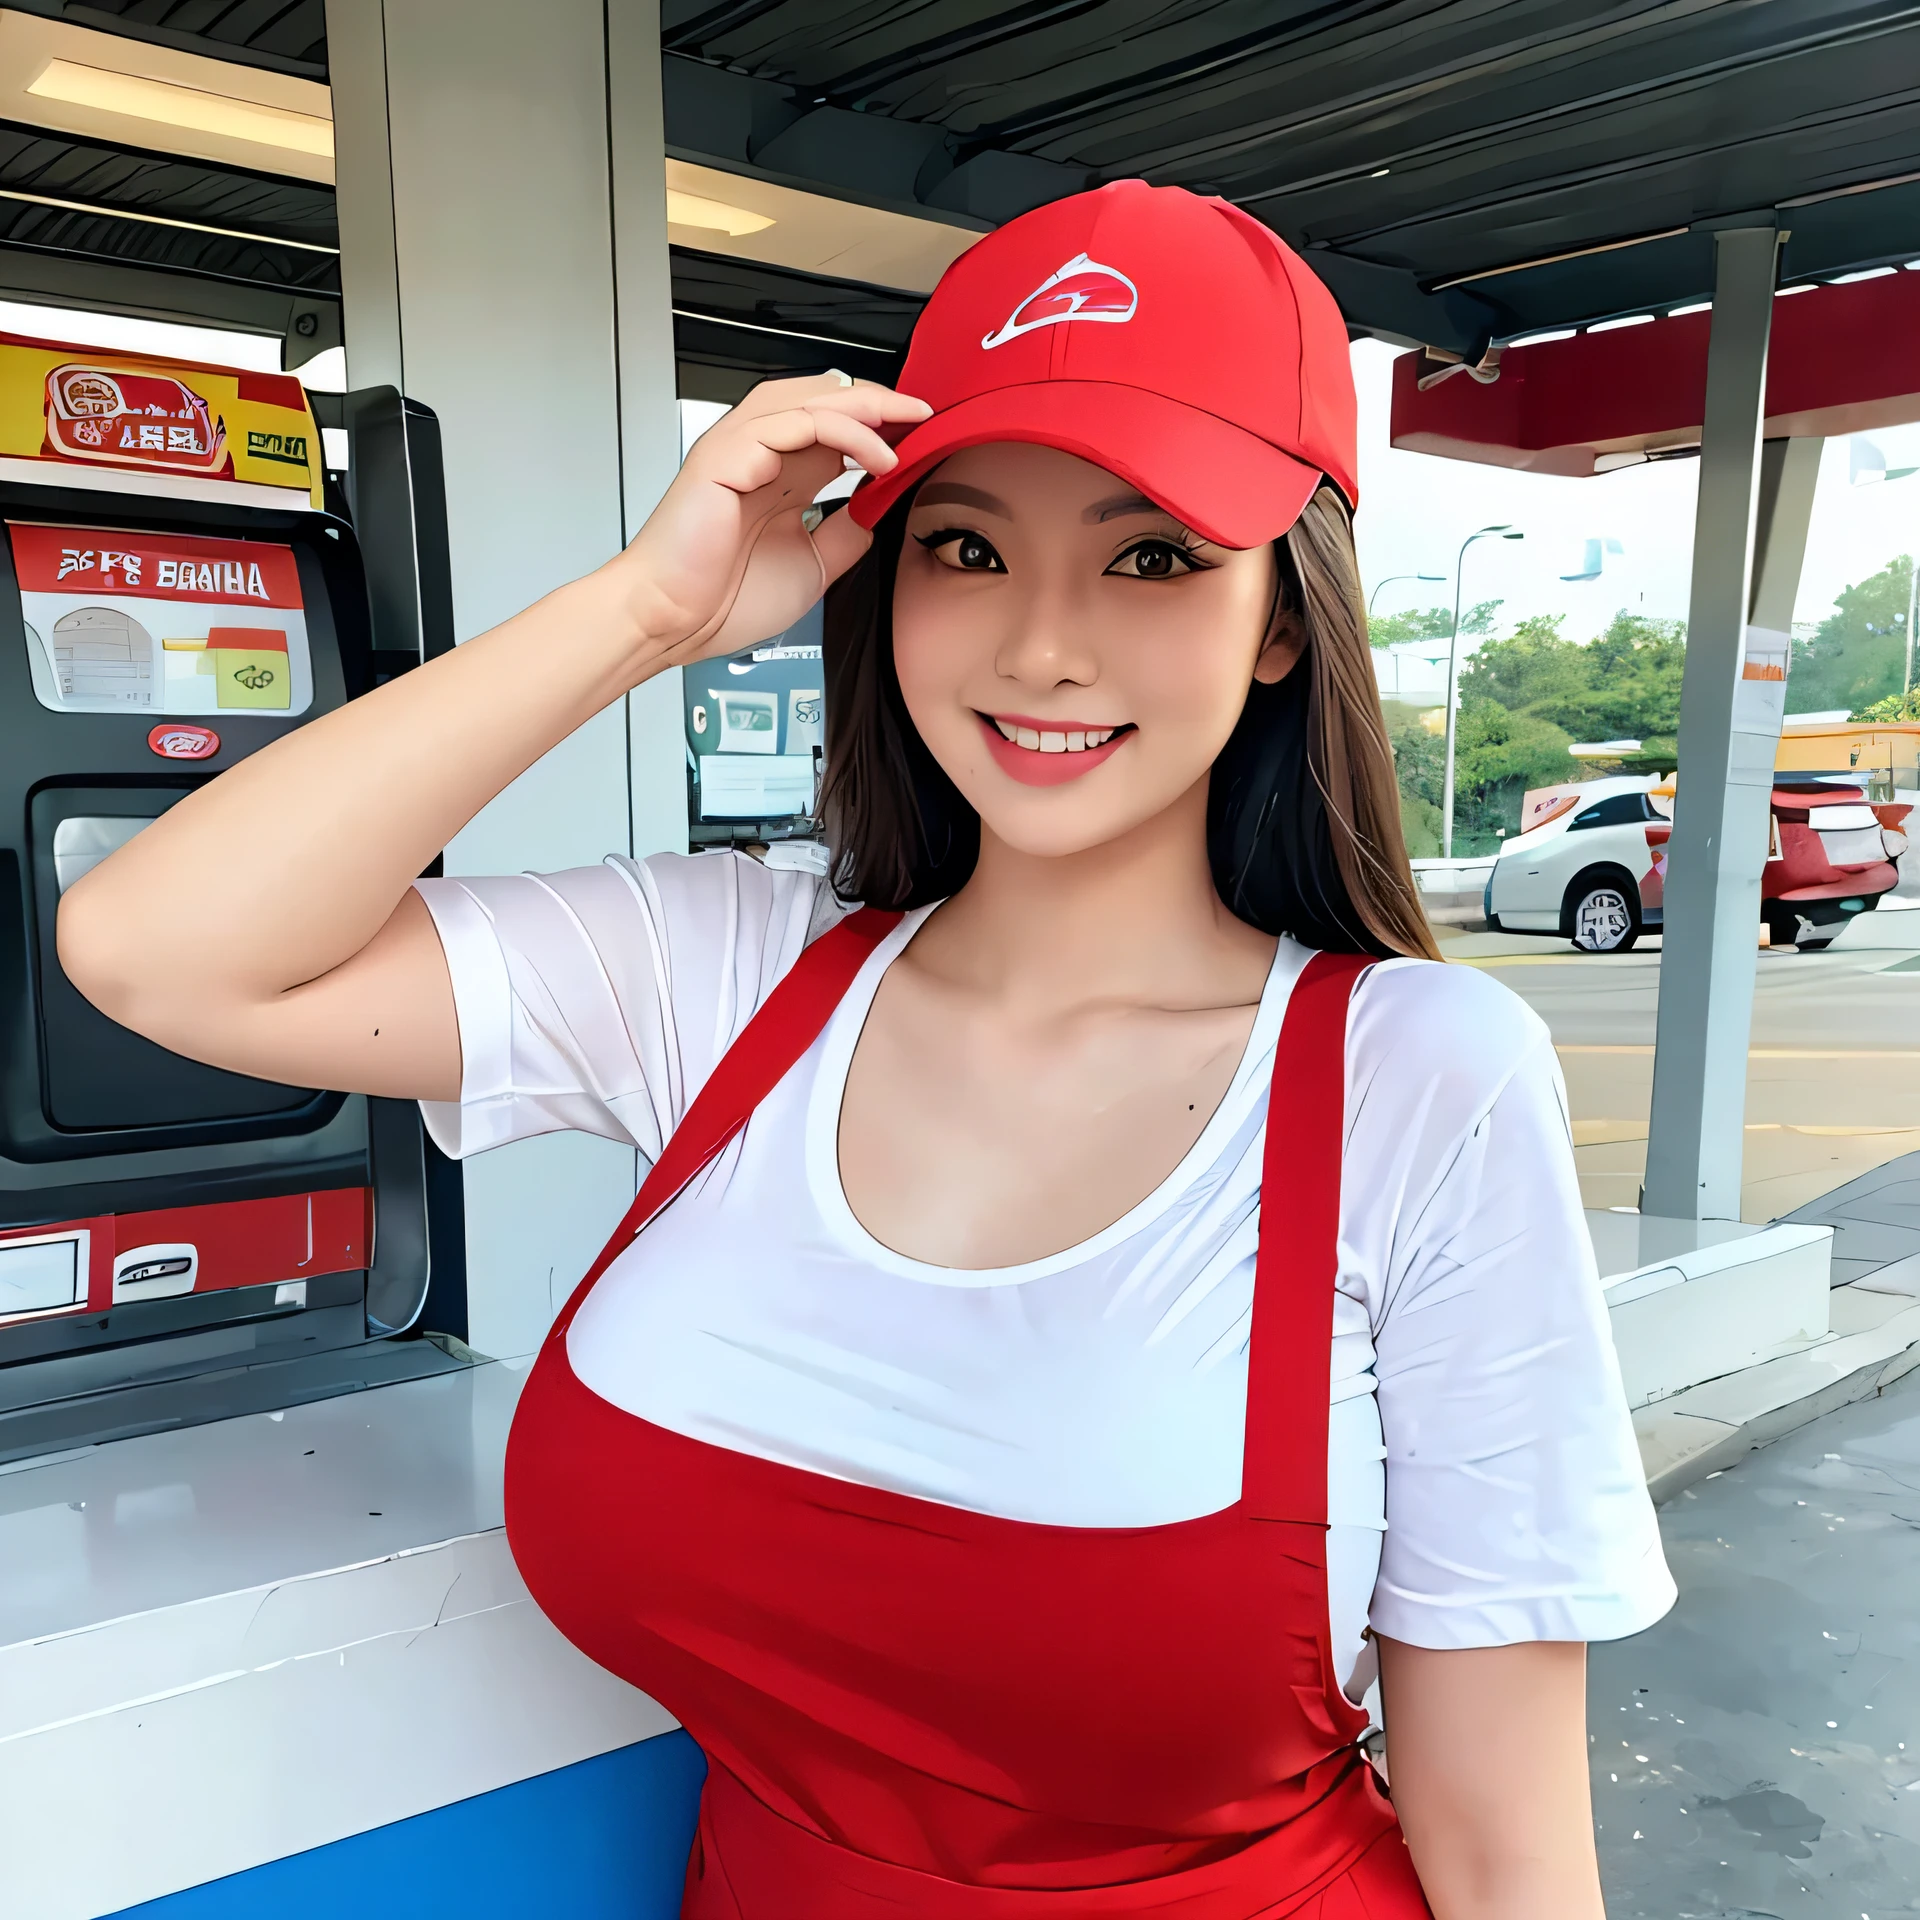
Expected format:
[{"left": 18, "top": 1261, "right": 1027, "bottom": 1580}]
[{"left": 1566, "top": 873, "right": 1640, "bottom": 952}]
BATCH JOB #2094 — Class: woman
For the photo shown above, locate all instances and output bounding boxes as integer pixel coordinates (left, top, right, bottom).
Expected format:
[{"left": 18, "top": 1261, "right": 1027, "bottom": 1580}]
[{"left": 60, "top": 183, "right": 1673, "bottom": 1917}]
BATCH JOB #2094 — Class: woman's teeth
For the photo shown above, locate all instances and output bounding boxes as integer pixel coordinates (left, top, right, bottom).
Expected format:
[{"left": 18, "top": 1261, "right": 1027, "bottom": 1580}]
[{"left": 992, "top": 719, "right": 1118, "bottom": 754}]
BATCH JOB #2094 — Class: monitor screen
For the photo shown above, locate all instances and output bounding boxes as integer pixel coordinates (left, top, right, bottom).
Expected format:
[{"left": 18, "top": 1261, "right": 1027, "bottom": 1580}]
[
  {"left": 685, "top": 609, "right": 825, "bottom": 830},
  {"left": 13, "top": 522, "right": 314, "bottom": 718}
]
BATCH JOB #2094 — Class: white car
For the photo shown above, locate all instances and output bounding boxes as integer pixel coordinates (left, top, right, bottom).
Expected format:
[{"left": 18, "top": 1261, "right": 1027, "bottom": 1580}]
[
  {"left": 1485, "top": 774, "right": 1910, "bottom": 952},
  {"left": 1485, "top": 779, "right": 1666, "bottom": 951}
]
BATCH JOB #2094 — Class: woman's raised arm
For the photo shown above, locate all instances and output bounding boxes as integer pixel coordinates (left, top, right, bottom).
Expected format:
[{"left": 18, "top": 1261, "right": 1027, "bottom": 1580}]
[{"left": 55, "top": 373, "right": 924, "bottom": 1103}]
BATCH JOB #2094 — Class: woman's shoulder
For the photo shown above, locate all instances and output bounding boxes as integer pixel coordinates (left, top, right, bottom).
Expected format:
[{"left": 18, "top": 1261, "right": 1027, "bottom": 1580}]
[
  {"left": 612, "top": 846, "right": 838, "bottom": 933},
  {"left": 609, "top": 847, "right": 854, "bottom": 1016},
  {"left": 1346, "top": 951, "right": 1556, "bottom": 1112}
]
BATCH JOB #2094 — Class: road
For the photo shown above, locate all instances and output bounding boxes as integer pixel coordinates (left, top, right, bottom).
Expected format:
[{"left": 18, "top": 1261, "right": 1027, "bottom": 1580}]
[
  {"left": 1592, "top": 1365, "right": 1920, "bottom": 1919},
  {"left": 1439, "top": 909, "right": 1920, "bottom": 1221}
]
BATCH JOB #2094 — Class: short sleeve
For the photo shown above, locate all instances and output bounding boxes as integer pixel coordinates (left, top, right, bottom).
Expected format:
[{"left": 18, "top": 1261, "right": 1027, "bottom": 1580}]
[
  {"left": 412, "top": 850, "right": 844, "bottom": 1164},
  {"left": 1348, "top": 962, "right": 1676, "bottom": 1650}
]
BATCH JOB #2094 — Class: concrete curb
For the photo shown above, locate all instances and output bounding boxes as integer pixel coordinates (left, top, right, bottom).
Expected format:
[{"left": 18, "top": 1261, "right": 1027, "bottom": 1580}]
[{"left": 1637, "top": 1301, "right": 1920, "bottom": 1503}]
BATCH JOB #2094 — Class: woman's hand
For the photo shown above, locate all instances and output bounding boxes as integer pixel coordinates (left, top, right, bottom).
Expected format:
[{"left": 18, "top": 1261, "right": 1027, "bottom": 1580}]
[
  {"left": 615, "top": 372, "right": 930, "bottom": 665},
  {"left": 1378, "top": 1637, "right": 1606, "bottom": 1919},
  {"left": 58, "top": 373, "right": 928, "bottom": 1101}
]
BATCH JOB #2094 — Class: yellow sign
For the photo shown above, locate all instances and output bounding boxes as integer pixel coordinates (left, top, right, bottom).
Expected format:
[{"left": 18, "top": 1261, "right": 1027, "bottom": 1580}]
[
  {"left": 0, "top": 333, "right": 321, "bottom": 508},
  {"left": 205, "top": 626, "right": 291, "bottom": 709}
]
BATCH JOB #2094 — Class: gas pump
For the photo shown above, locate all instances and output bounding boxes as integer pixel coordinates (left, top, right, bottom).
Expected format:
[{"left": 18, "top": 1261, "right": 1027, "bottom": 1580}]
[{"left": 0, "top": 335, "right": 465, "bottom": 1464}]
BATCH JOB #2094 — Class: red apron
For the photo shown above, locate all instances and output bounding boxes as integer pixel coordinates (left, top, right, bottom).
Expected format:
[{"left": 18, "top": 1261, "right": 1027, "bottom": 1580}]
[{"left": 507, "top": 909, "right": 1433, "bottom": 1918}]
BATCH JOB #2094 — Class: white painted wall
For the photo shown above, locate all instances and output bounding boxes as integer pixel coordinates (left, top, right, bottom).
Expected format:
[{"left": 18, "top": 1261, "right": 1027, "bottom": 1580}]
[{"left": 329, "top": 0, "right": 685, "bottom": 1358}]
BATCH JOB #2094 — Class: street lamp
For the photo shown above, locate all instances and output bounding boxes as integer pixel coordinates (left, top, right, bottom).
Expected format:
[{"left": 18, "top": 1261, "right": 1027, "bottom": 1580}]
[
  {"left": 1440, "top": 524, "right": 1525, "bottom": 859},
  {"left": 1367, "top": 570, "right": 1445, "bottom": 615}
]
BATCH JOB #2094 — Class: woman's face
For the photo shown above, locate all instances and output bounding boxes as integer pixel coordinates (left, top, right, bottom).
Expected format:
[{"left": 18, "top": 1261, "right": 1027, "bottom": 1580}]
[{"left": 892, "top": 442, "right": 1299, "bottom": 861}]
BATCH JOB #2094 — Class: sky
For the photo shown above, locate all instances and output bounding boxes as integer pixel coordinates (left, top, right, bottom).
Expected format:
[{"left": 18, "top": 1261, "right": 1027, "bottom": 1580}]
[{"left": 1349, "top": 336, "right": 1920, "bottom": 645}]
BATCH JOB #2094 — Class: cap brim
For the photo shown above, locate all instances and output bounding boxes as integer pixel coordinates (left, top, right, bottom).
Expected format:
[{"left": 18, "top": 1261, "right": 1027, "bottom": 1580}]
[{"left": 847, "top": 381, "right": 1327, "bottom": 549}]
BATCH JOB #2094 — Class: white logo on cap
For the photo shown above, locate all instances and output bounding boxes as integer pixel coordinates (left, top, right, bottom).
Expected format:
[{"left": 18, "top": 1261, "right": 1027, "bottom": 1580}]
[{"left": 981, "top": 253, "right": 1139, "bottom": 350}]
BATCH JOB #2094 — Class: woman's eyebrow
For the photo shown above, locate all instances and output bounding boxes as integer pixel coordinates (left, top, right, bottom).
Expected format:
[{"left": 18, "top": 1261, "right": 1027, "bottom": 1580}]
[
  {"left": 1085, "top": 491, "right": 1171, "bottom": 524},
  {"left": 911, "top": 482, "right": 1010, "bottom": 516}
]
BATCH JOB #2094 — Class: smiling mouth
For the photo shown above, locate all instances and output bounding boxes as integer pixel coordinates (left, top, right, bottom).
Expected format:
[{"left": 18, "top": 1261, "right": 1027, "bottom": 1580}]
[
  {"left": 986, "top": 716, "right": 1130, "bottom": 755},
  {"left": 975, "top": 711, "right": 1135, "bottom": 786}
]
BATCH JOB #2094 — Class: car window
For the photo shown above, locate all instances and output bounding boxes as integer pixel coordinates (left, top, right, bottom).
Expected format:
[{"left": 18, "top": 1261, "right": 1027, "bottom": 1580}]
[{"left": 1570, "top": 793, "right": 1653, "bottom": 829}]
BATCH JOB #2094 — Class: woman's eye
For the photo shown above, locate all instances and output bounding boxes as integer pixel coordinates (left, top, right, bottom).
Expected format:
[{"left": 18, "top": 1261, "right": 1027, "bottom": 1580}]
[
  {"left": 1107, "top": 540, "right": 1203, "bottom": 579},
  {"left": 918, "top": 529, "right": 1005, "bottom": 573}
]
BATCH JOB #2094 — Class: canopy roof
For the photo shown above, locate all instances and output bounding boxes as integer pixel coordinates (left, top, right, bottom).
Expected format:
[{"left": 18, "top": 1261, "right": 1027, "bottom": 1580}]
[
  {"left": 1392, "top": 267, "right": 1920, "bottom": 476},
  {"left": 654, "top": 0, "right": 1920, "bottom": 359},
  {"left": 0, "top": 1, "right": 1913, "bottom": 378}
]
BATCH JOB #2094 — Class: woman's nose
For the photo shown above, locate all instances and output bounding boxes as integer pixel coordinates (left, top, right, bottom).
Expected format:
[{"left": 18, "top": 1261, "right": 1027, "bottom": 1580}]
[{"left": 992, "top": 581, "right": 1099, "bottom": 688}]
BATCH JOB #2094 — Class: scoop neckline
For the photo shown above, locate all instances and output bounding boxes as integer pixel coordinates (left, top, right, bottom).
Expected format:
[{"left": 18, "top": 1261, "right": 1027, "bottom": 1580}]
[{"left": 802, "top": 906, "right": 1306, "bottom": 1288}]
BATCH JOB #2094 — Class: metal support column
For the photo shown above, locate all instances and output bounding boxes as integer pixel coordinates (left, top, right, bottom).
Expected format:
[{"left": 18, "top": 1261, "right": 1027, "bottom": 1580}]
[
  {"left": 1749, "top": 437, "right": 1824, "bottom": 635},
  {"left": 1643, "top": 221, "right": 1788, "bottom": 1220}
]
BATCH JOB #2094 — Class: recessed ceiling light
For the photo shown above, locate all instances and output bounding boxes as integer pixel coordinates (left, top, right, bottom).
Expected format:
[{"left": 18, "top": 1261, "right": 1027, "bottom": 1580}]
[
  {"left": 26, "top": 58, "right": 332, "bottom": 157},
  {"left": 1829, "top": 266, "right": 1897, "bottom": 283},
  {"left": 1370, "top": 167, "right": 1390, "bottom": 177},
  {"left": 1775, "top": 284, "right": 1816, "bottom": 295},
  {"left": 1587, "top": 313, "right": 1654, "bottom": 332},
  {"left": 666, "top": 188, "right": 776, "bottom": 238},
  {"left": 1507, "top": 328, "right": 1576, "bottom": 346},
  {"left": 1667, "top": 301, "right": 1712, "bottom": 316}
]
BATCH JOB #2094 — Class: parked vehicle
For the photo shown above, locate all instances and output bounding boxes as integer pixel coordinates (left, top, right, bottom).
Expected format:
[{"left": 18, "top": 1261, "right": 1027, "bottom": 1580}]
[{"left": 1484, "top": 776, "right": 1911, "bottom": 952}]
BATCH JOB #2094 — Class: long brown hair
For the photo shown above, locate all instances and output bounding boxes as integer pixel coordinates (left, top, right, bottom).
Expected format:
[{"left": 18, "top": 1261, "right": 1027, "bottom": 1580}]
[{"left": 817, "top": 484, "right": 1440, "bottom": 962}]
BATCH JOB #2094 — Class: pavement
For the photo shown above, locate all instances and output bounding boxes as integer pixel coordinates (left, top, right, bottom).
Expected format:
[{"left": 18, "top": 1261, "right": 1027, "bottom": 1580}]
[
  {"left": 1593, "top": 1364, "right": 1920, "bottom": 1919},
  {"left": 1786, "top": 1157, "right": 1920, "bottom": 1290}
]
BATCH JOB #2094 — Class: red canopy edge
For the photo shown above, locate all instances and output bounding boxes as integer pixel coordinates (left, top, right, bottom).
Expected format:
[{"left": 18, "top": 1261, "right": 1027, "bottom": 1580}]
[{"left": 1389, "top": 270, "right": 1920, "bottom": 476}]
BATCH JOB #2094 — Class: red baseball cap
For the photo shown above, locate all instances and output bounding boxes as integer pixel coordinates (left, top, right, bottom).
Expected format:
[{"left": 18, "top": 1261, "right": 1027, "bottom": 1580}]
[{"left": 849, "top": 180, "right": 1357, "bottom": 549}]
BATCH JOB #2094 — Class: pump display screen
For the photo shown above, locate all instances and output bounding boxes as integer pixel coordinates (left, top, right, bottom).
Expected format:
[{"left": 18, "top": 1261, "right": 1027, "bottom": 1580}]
[{"left": 13, "top": 522, "right": 314, "bottom": 718}]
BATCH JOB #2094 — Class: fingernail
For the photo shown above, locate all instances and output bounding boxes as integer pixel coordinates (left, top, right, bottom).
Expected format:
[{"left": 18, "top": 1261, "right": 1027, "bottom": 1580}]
[{"left": 826, "top": 368, "right": 854, "bottom": 387}]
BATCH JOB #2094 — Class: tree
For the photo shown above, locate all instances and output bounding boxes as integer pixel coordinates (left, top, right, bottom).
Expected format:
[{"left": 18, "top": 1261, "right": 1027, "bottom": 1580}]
[
  {"left": 1383, "top": 705, "right": 1445, "bottom": 858},
  {"left": 1460, "top": 609, "right": 1684, "bottom": 741},
  {"left": 1457, "top": 614, "right": 1581, "bottom": 713},
  {"left": 1381, "top": 605, "right": 1689, "bottom": 853},
  {"left": 1383, "top": 687, "right": 1579, "bottom": 855},
  {"left": 1790, "top": 555, "right": 1913, "bottom": 715},
  {"left": 1855, "top": 684, "right": 1920, "bottom": 722},
  {"left": 1451, "top": 700, "right": 1579, "bottom": 851},
  {"left": 1369, "top": 599, "right": 1502, "bottom": 648}
]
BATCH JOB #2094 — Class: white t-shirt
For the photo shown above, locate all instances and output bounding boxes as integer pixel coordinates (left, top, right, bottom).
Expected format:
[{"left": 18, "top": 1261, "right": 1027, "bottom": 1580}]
[{"left": 416, "top": 850, "right": 1674, "bottom": 1698}]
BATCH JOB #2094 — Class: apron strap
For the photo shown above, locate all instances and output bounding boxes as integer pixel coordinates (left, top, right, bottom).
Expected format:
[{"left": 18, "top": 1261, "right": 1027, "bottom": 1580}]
[
  {"left": 547, "top": 903, "right": 903, "bottom": 1341},
  {"left": 1242, "top": 949, "right": 1373, "bottom": 1524}
]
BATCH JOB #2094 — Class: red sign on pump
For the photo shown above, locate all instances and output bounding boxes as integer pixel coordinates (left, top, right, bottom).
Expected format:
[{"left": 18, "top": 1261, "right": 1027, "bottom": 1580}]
[
  {"left": 12, "top": 521, "right": 313, "bottom": 718},
  {"left": 10, "top": 524, "right": 304, "bottom": 607}
]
